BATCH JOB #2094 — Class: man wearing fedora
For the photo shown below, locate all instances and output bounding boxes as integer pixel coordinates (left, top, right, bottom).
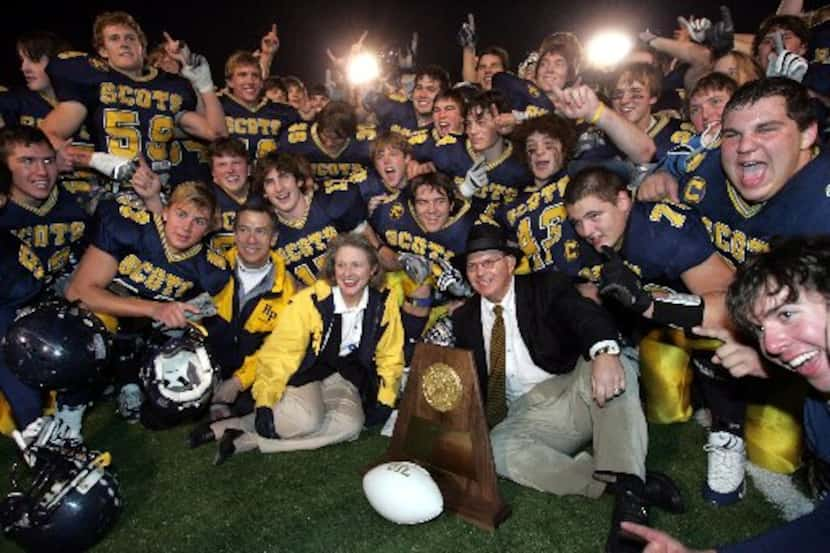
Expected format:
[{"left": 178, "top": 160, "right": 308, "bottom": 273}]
[{"left": 448, "top": 223, "right": 682, "bottom": 553}]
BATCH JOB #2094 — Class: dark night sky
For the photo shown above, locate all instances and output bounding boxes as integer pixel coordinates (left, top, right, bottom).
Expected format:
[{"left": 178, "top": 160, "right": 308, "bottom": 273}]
[{"left": 0, "top": 0, "right": 813, "bottom": 87}]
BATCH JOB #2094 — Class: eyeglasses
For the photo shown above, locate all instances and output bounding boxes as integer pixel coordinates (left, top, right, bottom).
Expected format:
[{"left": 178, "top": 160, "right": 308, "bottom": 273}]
[{"left": 466, "top": 254, "right": 505, "bottom": 272}]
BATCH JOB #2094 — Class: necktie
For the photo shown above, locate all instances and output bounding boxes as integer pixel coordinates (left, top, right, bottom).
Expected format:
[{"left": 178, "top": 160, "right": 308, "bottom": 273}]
[{"left": 486, "top": 304, "right": 507, "bottom": 427}]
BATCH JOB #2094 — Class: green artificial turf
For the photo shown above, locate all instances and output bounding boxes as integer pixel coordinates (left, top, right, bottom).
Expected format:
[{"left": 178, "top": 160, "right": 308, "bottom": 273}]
[{"left": 0, "top": 404, "right": 785, "bottom": 553}]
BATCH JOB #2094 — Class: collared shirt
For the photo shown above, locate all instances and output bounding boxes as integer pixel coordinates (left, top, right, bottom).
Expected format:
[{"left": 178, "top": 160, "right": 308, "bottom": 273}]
[
  {"left": 481, "top": 277, "right": 553, "bottom": 404},
  {"left": 332, "top": 286, "right": 369, "bottom": 357}
]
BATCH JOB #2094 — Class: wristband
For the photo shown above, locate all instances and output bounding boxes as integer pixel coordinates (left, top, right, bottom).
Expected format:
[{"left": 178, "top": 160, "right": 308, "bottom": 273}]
[
  {"left": 589, "top": 340, "right": 621, "bottom": 360},
  {"left": 651, "top": 293, "right": 705, "bottom": 329},
  {"left": 589, "top": 103, "right": 606, "bottom": 125},
  {"left": 407, "top": 296, "right": 433, "bottom": 309}
]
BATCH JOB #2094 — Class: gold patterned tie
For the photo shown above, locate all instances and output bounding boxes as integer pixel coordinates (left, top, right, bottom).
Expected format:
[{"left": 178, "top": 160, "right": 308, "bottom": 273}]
[{"left": 486, "top": 305, "right": 507, "bottom": 427}]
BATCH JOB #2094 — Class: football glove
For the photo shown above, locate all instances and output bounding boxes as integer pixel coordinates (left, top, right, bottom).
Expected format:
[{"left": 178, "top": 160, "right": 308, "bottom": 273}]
[
  {"left": 704, "top": 6, "right": 735, "bottom": 57},
  {"left": 766, "top": 32, "right": 808, "bottom": 82},
  {"left": 398, "top": 252, "right": 431, "bottom": 285},
  {"left": 457, "top": 13, "right": 477, "bottom": 49},
  {"left": 182, "top": 53, "right": 215, "bottom": 93},
  {"left": 598, "top": 246, "right": 652, "bottom": 314},
  {"left": 423, "top": 315, "right": 455, "bottom": 347},
  {"left": 459, "top": 158, "right": 489, "bottom": 198},
  {"left": 255, "top": 406, "right": 280, "bottom": 439},
  {"left": 677, "top": 15, "right": 711, "bottom": 44},
  {"left": 89, "top": 152, "right": 138, "bottom": 181},
  {"left": 435, "top": 257, "right": 472, "bottom": 297}
]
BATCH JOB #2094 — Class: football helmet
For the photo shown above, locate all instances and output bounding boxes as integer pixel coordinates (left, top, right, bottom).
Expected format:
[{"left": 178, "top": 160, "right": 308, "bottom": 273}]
[
  {"left": 0, "top": 443, "right": 121, "bottom": 552},
  {"left": 3, "top": 299, "right": 111, "bottom": 391},
  {"left": 139, "top": 327, "right": 217, "bottom": 424}
]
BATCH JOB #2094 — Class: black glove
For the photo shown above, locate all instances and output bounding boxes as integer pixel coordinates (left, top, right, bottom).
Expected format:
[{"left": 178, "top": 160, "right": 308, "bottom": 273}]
[
  {"left": 704, "top": 6, "right": 734, "bottom": 57},
  {"left": 598, "top": 246, "right": 652, "bottom": 314},
  {"left": 364, "top": 403, "right": 393, "bottom": 428},
  {"left": 254, "top": 406, "right": 280, "bottom": 439}
]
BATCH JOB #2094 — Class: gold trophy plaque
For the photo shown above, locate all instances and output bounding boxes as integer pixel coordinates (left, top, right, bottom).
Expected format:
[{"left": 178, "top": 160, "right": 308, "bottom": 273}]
[{"left": 371, "top": 343, "right": 511, "bottom": 531}]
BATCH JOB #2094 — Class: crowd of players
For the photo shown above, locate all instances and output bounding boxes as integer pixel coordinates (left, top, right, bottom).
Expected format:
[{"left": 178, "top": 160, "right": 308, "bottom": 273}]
[{"left": 2, "top": 0, "right": 830, "bottom": 551}]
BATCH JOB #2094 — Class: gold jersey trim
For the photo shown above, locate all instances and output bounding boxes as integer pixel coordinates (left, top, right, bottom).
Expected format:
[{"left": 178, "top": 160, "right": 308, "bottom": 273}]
[
  {"left": 465, "top": 138, "right": 513, "bottom": 171},
  {"left": 11, "top": 185, "right": 58, "bottom": 215}
]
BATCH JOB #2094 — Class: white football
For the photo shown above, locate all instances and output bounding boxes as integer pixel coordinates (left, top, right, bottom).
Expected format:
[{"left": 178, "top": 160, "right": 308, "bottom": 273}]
[{"left": 363, "top": 461, "right": 444, "bottom": 524}]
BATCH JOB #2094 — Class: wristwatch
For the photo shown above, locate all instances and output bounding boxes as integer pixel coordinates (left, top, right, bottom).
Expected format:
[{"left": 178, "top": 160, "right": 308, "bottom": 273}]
[{"left": 589, "top": 340, "right": 621, "bottom": 360}]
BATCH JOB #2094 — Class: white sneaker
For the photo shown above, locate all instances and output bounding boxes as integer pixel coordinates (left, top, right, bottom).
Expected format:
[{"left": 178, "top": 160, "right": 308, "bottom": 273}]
[
  {"left": 703, "top": 431, "right": 747, "bottom": 506},
  {"left": 118, "top": 384, "right": 144, "bottom": 423}
]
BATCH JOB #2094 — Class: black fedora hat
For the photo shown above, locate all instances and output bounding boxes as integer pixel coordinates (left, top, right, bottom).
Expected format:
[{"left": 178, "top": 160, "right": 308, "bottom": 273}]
[{"left": 452, "top": 223, "right": 523, "bottom": 272}]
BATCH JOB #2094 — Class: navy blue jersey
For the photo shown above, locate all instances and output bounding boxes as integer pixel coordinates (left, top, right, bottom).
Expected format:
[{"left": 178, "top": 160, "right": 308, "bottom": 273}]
[
  {"left": 275, "top": 180, "right": 367, "bottom": 286},
  {"left": 365, "top": 92, "right": 423, "bottom": 136},
  {"left": 0, "top": 85, "right": 100, "bottom": 202},
  {"left": 493, "top": 171, "right": 595, "bottom": 277},
  {"left": 0, "top": 231, "right": 44, "bottom": 313},
  {"left": 408, "top": 126, "right": 460, "bottom": 161},
  {"left": 46, "top": 52, "right": 198, "bottom": 184},
  {"left": 92, "top": 196, "right": 229, "bottom": 300},
  {"left": 332, "top": 167, "right": 396, "bottom": 204},
  {"left": 0, "top": 186, "right": 88, "bottom": 280},
  {"left": 577, "top": 201, "right": 715, "bottom": 297},
  {"left": 208, "top": 184, "right": 247, "bottom": 255},
  {"left": 679, "top": 147, "right": 830, "bottom": 266},
  {"left": 278, "top": 121, "right": 376, "bottom": 180},
  {"left": 220, "top": 92, "right": 301, "bottom": 160},
  {"left": 417, "top": 134, "right": 531, "bottom": 216},
  {"left": 168, "top": 137, "right": 211, "bottom": 187},
  {"left": 654, "top": 63, "right": 688, "bottom": 113},
  {"left": 650, "top": 113, "right": 695, "bottom": 161},
  {"left": 491, "top": 72, "right": 553, "bottom": 120},
  {"left": 369, "top": 192, "right": 475, "bottom": 261}
]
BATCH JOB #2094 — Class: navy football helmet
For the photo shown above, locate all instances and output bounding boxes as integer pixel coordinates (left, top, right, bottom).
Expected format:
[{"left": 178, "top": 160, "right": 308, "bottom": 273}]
[
  {"left": 0, "top": 443, "right": 121, "bottom": 553},
  {"left": 3, "top": 300, "right": 111, "bottom": 391}
]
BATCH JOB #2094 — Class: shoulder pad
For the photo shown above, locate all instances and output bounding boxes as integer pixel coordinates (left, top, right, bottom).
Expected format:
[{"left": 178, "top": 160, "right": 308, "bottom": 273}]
[
  {"left": 207, "top": 248, "right": 228, "bottom": 269},
  {"left": 348, "top": 168, "right": 369, "bottom": 184},
  {"left": 287, "top": 123, "right": 309, "bottom": 144},
  {"left": 115, "top": 195, "right": 152, "bottom": 225},
  {"left": 57, "top": 51, "right": 88, "bottom": 60},
  {"left": 436, "top": 134, "right": 458, "bottom": 146},
  {"left": 387, "top": 92, "right": 408, "bottom": 103},
  {"left": 356, "top": 124, "right": 377, "bottom": 141}
]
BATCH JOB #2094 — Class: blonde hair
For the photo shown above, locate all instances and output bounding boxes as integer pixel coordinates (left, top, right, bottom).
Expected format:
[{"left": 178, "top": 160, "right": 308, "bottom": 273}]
[{"left": 168, "top": 181, "right": 218, "bottom": 228}]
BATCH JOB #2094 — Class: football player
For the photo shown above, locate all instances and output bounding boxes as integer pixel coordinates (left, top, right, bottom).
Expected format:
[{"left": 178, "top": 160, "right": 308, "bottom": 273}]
[
  {"left": 609, "top": 62, "right": 694, "bottom": 160},
  {"left": 205, "top": 137, "right": 251, "bottom": 254},
  {"left": 368, "top": 171, "right": 475, "bottom": 271},
  {"left": 66, "top": 181, "right": 230, "bottom": 421},
  {"left": 252, "top": 151, "right": 367, "bottom": 286},
  {"left": 345, "top": 131, "right": 412, "bottom": 207},
  {"left": 493, "top": 113, "right": 592, "bottom": 276},
  {"left": 637, "top": 78, "right": 830, "bottom": 503},
  {"left": 219, "top": 51, "right": 300, "bottom": 160},
  {"left": 364, "top": 65, "right": 450, "bottom": 138},
  {"left": 412, "top": 90, "right": 531, "bottom": 217},
  {"left": 40, "top": 11, "right": 227, "bottom": 188},
  {"left": 278, "top": 100, "right": 375, "bottom": 181}
]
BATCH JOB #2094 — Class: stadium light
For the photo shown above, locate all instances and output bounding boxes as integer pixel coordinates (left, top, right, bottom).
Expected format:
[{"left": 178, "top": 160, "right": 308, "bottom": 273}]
[
  {"left": 347, "top": 53, "right": 380, "bottom": 84},
  {"left": 585, "top": 30, "right": 633, "bottom": 69}
]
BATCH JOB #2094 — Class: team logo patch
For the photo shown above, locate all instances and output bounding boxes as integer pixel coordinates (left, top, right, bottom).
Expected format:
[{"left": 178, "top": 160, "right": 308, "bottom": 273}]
[{"left": 390, "top": 202, "right": 404, "bottom": 219}]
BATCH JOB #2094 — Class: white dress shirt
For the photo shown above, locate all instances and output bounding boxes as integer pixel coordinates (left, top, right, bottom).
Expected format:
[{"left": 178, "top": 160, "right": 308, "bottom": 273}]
[
  {"left": 481, "top": 278, "right": 553, "bottom": 404},
  {"left": 332, "top": 286, "right": 369, "bottom": 357}
]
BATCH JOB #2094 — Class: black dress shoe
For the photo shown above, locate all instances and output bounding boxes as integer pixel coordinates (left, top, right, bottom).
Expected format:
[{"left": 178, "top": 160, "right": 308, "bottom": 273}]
[
  {"left": 644, "top": 471, "right": 685, "bottom": 514},
  {"left": 606, "top": 478, "right": 649, "bottom": 553},
  {"left": 186, "top": 421, "right": 216, "bottom": 449},
  {"left": 213, "top": 429, "right": 244, "bottom": 466}
]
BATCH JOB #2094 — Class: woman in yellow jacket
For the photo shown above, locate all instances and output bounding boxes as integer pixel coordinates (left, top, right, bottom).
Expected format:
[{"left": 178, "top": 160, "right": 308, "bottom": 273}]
[{"left": 193, "top": 233, "right": 405, "bottom": 463}]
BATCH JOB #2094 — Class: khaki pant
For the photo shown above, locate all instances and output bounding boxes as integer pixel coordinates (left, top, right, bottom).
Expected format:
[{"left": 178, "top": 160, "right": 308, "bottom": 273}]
[
  {"left": 213, "top": 373, "right": 365, "bottom": 453},
  {"left": 490, "top": 352, "right": 647, "bottom": 498}
]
